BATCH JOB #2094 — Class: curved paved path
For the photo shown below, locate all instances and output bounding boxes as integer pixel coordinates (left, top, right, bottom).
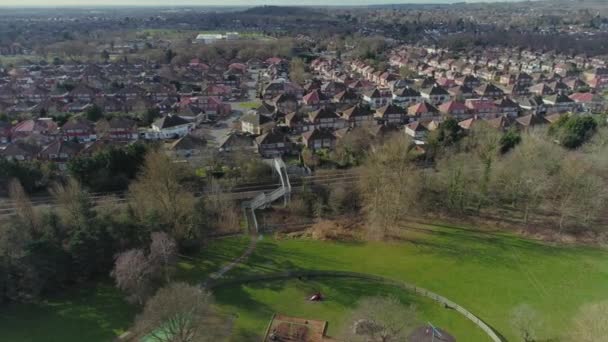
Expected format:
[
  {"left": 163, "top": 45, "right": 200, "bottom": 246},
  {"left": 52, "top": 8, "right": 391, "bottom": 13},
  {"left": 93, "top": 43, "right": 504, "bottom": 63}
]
[{"left": 205, "top": 234, "right": 259, "bottom": 283}]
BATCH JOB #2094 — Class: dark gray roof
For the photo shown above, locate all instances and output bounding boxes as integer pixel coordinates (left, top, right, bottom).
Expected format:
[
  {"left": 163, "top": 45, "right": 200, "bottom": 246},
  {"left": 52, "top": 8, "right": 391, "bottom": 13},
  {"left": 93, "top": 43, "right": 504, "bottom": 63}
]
[{"left": 153, "top": 115, "right": 190, "bottom": 129}]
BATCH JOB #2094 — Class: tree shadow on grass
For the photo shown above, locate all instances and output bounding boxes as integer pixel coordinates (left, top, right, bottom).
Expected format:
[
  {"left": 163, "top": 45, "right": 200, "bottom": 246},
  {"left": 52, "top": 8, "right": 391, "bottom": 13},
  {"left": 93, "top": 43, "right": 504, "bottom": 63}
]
[
  {"left": 391, "top": 222, "right": 598, "bottom": 268},
  {"left": 226, "top": 239, "right": 348, "bottom": 280},
  {"left": 0, "top": 282, "right": 135, "bottom": 342},
  {"left": 212, "top": 283, "right": 276, "bottom": 342}
]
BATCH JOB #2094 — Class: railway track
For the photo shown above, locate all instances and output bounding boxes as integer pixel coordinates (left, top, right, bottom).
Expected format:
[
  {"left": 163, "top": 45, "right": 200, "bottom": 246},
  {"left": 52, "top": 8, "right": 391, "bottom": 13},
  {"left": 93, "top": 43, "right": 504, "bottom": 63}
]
[{"left": 0, "top": 170, "right": 361, "bottom": 218}]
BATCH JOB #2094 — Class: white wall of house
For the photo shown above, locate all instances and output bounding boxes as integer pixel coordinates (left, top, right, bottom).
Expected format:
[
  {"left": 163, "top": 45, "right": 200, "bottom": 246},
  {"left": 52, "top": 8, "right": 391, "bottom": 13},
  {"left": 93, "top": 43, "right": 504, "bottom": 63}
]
[{"left": 151, "top": 123, "right": 195, "bottom": 139}]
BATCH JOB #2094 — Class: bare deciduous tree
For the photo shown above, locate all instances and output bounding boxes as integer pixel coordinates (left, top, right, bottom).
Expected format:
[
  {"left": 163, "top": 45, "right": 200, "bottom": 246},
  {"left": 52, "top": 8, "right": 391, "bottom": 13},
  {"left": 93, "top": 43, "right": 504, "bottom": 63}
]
[
  {"left": 568, "top": 301, "right": 608, "bottom": 342},
  {"left": 51, "top": 177, "right": 95, "bottom": 230},
  {"left": 510, "top": 304, "right": 542, "bottom": 342},
  {"left": 359, "top": 134, "right": 422, "bottom": 239},
  {"left": 289, "top": 57, "right": 307, "bottom": 85},
  {"left": 129, "top": 151, "right": 196, "bottom": 242},
  {"left": 149, "top": 232, "right": 177, "bottom": 283},
  {"left": 8, "top": 179, "right": 40, "bottom": 238},
  {"left": 111, "top": 249, "right": 154, "bottom": 305},
  {"left": 342, "top": 296, "right": 418, "bottom": 342},
  {"left": 134, "top": 282, "right": 232, "bottom": 342}
]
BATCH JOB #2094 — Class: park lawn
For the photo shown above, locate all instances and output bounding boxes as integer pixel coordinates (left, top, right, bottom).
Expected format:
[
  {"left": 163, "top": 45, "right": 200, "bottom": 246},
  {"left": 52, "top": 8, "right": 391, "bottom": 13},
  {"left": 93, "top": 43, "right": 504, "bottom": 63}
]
[
  {"left": 175, "top": 235, "right": 253, "bottom": 283},
  {"left": 0, "top": 282, "right": 135, "bottom": 342},
  {"left": 214, "top": 278, "right": 488, "bottom": 341},
  {"left": 200, "top": 223, "right": 608, "bottom": 341},
  {"left": 2, "top": 223, "right": 608, "bottom": 341}
]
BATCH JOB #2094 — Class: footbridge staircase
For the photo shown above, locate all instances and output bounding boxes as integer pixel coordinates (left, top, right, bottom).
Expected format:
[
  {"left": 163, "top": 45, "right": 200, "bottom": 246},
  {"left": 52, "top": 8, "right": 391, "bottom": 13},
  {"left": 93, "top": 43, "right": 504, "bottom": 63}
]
[{"left": 242, "top": 158, "right": 291, "bottom": 233}]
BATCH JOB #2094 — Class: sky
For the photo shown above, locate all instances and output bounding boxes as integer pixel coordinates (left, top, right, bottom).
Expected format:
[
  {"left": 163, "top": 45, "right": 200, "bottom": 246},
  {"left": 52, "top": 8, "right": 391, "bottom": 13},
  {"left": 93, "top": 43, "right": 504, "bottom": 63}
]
[{"left": 0, "top": 0, "right": 507, "bottom": 7}]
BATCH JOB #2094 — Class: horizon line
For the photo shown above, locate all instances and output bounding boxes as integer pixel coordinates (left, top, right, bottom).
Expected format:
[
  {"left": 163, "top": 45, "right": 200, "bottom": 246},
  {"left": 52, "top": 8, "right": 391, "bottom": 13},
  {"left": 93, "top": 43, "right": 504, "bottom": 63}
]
[{"left": 0, "top": 1, "right": 533, "bottom": 9}]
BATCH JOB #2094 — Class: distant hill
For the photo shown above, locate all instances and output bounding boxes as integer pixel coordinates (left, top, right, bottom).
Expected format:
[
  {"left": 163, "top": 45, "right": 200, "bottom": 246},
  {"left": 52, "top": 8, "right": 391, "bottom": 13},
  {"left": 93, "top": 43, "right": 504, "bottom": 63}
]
[{"left": 241, "top": 6, "right": 326, "bottom": 17}]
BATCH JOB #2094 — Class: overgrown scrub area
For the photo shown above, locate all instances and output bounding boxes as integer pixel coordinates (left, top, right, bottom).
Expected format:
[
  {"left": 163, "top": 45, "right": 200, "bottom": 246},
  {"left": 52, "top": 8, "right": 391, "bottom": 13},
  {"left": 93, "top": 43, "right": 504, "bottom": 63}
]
[
  {"left": 0, "top": 150, "right": 239, "bottom": 306},
  {"left": 359, "top": 117, "right": 608, "bottom": 241},
  {"left": 0, "top": 141, "right": 150, "bottom": 195}
]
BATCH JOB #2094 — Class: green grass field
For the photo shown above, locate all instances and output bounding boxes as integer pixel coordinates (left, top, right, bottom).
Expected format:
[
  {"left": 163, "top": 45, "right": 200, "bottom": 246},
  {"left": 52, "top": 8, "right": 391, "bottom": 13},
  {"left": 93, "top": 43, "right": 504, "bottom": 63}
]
[
  {"left": 213, "top": 278, "right": 488, "bottom": 341},
  {"left": 234, "top": 101, "right": 262, "bottom": 111},
  {"left": 194, "top": 223, "right": 608, "bottom": 341},
  {"left": 0, "top": 283, "right": 135, "bottom": 342},
  {"left": 1, "top": 223, "right": 608, "bottom": 341}
]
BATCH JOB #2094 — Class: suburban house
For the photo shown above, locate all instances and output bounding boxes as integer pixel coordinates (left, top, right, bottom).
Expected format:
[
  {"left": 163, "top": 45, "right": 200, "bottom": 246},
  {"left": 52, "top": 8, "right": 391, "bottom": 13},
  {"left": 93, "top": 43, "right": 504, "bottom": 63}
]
[
  {"left": 340, "top": 103, "right": 374, "bottom": 127},
  {"left": 583, "top": 68, "right": 608, "bottom": 90},
  {"left": 301, "top": 89, "right": 331, "bottom": 109},
  {"left": 570, "top": 92, "right": 605, "bottom": 113},
  {"left": 38, "top": 140, "right": 83, "bottom": 169},
  {"left": 150, "top": 114, "right": 195, "bottom": 139},
  {"left": 438, "top": 100, "right": 469, "bottom": 119},
  {"left": 518, "top": 95, "right": 547, "bottom": 115},
  {"left": 115, "top": 85, "right": 146, "bottom": 100},
  {"left": 502, "top": 83, "right": 531, "bottom": 97},
  {"left": 262, "top": 79, "right": 303, "bottom": 100},
  {"left": 465, "top": 99, "right": 499, "bottom": 118},
  {"left": 500, "top": 72, "right": 533, "bottom": 86},
  {"left": 458, "top": 116, "right": 483, "bottom": 130},
  {"left": 255, "top": 101, "right": 277, "bottom": 117},
  {"left": 407, "top": 101, "right": 439, "bottom": 119},
  {"left": 494, "top": 98, "right": 520, "bottom": 117},
  {"left": 529, "top": 83, "right": 556, "bottom": 96},
  {"left": 333, "top": 89, "right": 360, "bottom": 106},
  {"left": 308, "top": 107, "right": 344, "bottom": 129},
  {"left": 255, "top": 129, "right": 291, "bottom": 158},
  {"left": 219, "top": 132, "right": 256, "bottom": 153},
  {"left": 475, "top": 83, "right": 505, "bottom": 99},
  {"left": 456, "top": 74, "right": 481, "bottom": 88},
  {"left": 448, "top": 85, "right": 474, "bottom": 99},
  {"left": 302, "top": 128, "right": 336, "bottom": 151},
  {"left": 516, "top": 113, "right": 547, "bottom": 130},
  {"left": 420, "top": 84, "right": 450, "bottom": 104},
  {"left": 96, "top": 117, "right": 138, "bottom": 141},
  {"left": 166, "top": 134, "right": 206, "bottom": 158},
  {"left": 374, "top": 103, "right": 406, "bottom": 125},
  {"left": 240, "top": 113, "right": 276, "bottom": 135},
  {"left": 61, "top": 118, "right": 96, "bottom": 142},
  {"left": 69, "top": 84, "right": 99, "bottom": 102},
  {"left": 321, "top": 81, "right": 347, "bottom": 96},
  {"left": 392, "top": 86, "right": 421, "bottom": 106},
  {"left": 362, "top": 88, "right": 391, "bottom": 109},
  {"left": 543, "top": 94, "right": 576, "bottom": 113},
  {"left": 11, "top": 118, "right": 58, "bottom": 141},
  {"left": 285, "top": 112, "right": 309, "bottom": 133},
  {"left": 486, "top": 115, "right": 515, "bottom": 131},
  {"left": 0, "top": 142, "right": 39, "bottom": 161},
  {"left": 272, "top": 93, "right": 299, "bottom": 114},
  {"left": 405, "top": 121, "right": 429, "bottom": 140}
]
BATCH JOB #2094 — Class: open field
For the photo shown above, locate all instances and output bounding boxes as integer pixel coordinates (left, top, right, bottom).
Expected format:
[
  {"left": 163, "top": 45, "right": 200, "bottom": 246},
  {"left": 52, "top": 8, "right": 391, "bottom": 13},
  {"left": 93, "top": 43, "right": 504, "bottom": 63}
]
[{"left": 1, "top": 223, "right": 608, "bottom": 341}]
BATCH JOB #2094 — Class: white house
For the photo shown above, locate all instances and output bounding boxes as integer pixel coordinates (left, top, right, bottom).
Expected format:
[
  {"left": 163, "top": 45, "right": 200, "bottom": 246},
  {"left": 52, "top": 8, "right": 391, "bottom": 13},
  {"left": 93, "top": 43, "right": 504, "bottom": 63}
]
[
  {"left": 392, "top": 87, "right": 421, "bottom": 106},
  {"left": 150, "top": 115, "right": 195, "bottom": 139}
]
